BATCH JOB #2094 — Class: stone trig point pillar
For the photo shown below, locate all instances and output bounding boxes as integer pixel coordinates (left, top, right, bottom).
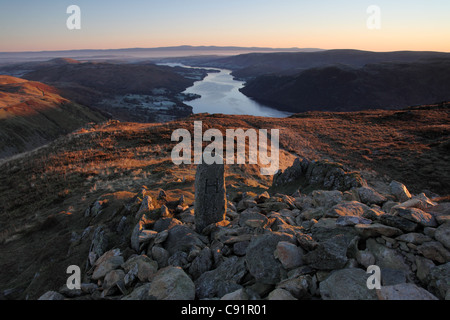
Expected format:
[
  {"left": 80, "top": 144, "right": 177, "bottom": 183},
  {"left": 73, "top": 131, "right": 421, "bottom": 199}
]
[{"left": 194, "top": 161, "right": 227, "bottom": 233}]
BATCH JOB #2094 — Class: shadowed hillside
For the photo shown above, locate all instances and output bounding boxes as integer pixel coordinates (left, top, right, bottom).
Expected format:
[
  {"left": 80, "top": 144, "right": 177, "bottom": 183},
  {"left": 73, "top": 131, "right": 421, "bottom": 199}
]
[
  {"left": 0, "top": 75, "right": 106, "bottom": 159},
  {"left": 240, "top": 60, "right": 450, "bottom": 113}
]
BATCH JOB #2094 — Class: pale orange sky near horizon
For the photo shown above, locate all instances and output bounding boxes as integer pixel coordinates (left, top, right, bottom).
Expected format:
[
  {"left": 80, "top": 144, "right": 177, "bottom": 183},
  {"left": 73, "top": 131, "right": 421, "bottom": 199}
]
[{"left": 1, "top": 0, "right": 449, "bottom": 53}]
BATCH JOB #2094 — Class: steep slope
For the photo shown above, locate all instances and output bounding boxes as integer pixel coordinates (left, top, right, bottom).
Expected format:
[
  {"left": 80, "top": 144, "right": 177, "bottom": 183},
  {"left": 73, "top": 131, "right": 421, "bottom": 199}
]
[
  {"left": 0, "top": 75, "right": 106, "bottom": 159},
  {"left": 240, "top": 59, "right": 450, "bottom": 112}
]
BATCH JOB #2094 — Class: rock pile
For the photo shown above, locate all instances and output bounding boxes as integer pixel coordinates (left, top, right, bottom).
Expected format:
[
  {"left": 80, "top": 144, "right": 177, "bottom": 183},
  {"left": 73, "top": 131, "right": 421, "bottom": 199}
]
[{"left": 39, "top": 158, "right": 450, "bottom": 300}]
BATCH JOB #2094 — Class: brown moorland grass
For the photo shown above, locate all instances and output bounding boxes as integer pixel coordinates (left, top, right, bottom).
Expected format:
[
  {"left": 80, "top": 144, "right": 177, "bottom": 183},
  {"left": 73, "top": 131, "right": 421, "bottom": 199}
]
[{"left": 0, "top": 102, "right": 448, "bottom": 299}]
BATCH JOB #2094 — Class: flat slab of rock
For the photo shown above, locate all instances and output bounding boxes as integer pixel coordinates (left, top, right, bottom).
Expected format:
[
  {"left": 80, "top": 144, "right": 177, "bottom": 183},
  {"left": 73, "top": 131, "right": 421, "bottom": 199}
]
[{"left": 355, "top": 223, "right": 403, "bottom": 238}]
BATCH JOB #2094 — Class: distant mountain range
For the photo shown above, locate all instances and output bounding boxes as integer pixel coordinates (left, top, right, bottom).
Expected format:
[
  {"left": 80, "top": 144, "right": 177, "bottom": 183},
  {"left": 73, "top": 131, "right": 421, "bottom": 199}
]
[{"left": 0, "top": 46, "right": 323, "bottom": 64}]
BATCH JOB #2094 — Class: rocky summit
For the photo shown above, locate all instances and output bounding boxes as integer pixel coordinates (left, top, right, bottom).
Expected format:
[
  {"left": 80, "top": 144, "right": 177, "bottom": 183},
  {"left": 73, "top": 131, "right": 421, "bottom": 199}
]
[{"left": 36, "top": 158, "right": 449, "bottom": 301}]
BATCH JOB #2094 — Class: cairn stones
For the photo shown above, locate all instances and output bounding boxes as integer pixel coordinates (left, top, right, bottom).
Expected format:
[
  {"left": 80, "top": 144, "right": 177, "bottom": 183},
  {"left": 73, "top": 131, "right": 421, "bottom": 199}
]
[{"left": 194, "top": 161, "right": 227, "bottom": 233}]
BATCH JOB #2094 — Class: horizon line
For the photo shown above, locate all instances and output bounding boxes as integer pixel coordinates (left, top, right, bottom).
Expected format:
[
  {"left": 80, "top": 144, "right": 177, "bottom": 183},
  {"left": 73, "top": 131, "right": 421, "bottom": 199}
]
[{"left": 1, "top": 45, "right": 449, "bottom": 55}]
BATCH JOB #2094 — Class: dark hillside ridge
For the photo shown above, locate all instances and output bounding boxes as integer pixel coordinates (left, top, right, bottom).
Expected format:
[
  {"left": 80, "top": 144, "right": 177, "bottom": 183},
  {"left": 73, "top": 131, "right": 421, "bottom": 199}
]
[{"left": 240, "top": 59, "right": 450, "bottom": 113}]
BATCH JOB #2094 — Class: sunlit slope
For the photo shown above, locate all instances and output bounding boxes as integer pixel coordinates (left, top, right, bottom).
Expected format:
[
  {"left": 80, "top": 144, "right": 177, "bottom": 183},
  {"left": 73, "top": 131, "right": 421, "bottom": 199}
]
[{"left": 0, "top": 75, "right": 106, "bottom": 158}]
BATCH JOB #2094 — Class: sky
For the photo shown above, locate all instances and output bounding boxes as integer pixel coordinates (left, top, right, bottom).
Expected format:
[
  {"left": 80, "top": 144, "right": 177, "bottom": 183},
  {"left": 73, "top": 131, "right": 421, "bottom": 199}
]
[{"left": 0, "top": 0, "right": 449, "bottom": 52}]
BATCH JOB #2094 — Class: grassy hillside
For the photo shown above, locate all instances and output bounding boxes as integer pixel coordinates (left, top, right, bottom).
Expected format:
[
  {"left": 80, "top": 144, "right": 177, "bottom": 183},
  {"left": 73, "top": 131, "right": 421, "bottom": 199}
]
[{"left": 0, "top": 75, "right": 106, "bottom": 159}]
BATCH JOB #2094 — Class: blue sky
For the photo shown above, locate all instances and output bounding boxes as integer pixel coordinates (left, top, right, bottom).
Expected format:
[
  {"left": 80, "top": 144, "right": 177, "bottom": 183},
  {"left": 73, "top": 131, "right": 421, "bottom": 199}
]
[{"left": 0, "top": 0, "right": 449, "bottom": 52}]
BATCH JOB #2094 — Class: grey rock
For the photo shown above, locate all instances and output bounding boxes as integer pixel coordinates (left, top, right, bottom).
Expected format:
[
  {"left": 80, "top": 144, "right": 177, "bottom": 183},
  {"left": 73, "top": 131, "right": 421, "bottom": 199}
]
[
  {"left": 366, "top": 238, "right": 413, "bottom": 280},
  {"left": 164, "top": 225, "right": 205, "bottom": 255},
  {"left": 268, "top": 288, "right": 297, "bottom": 300},
  {"left": 336, "top": 216, "right": 372, "bottom": 226},
  {"left": 415, "top": 256, "right": 435, "bottom": 284},
  {"left": 355, "top": 223, "right": 403, "bottom": 238},
  {"left": 220, "top": 288, "right": 249, "bottom": 300},
  {"left": 311, "top": 218, "right": 358, "bottom": 242},
  {"left": 311, "top": 190, "right": 343, "bottom": 209},
  {"left": 38, "top": 291, "right": 65, "bottom": 300},
  {"left": 394, "top": 207, "right": 437, "bottom": 227},
  {"left": 319, "top": 268, "right": 378, "bottom": 300},
  {"left": 276, "top": 275, "right": 312, "bottom": 299},
  {"left": 427, "top": 262, "right": 450, "bottom": 300},
  {"left": 136, "top": 195, "right": 154, "bottom": 219},
  {"left": 92, "top": 250, "right": 124, "bottom": 280},
  {"left": 379, "top": 214, "right": 418, "bottom": 232},
  {"left": 122, "top": 255, "right": 158, "bottom": 282},
  {"left": 304, "top": 235, "right": 349, "bottom": 270},
  {"left": 435, "top": 223, "right": 450, "bottom": 250},
  {"left": 326, "top": 201, "right": 370, "bottom": 218},
  {"left": 121, "top": 283, "right": 152, "bottom": 300},
  {"left": 245, "top": 232, "right": 294, "bottom": 284},
  {"left": 239, "top": 210, "right": 269, "bottom": 228},
  {"left": 102, "top": 269, "right": 125, "bottom": 296},
  {"left": 274, "top": 241, "right": 304, "bottom": 270},
  {"left": 396, "top": 233, "right": 433, "bottom": 245},
  {"left": 195, "top": 256, "right": 247, "bottom": 299},
  {"left": 417, "top": 241, "right": 450, "bottom": 264},
  {"left": 389, "top": 181, "right": 412, "bottom": 203},
  {"left": 194, "top": 161, "right": 227, "bottom": 233},
  {"left": 357, "top": 187, "right": 387, "bottom": 205},
  {"left": 148, "top": 266, "right": 195, "bottom": 300},
  {"left": 151, "top": 246, "right": 170, "bottom": 269},
  {"left": 153, "top": 217, "right": 182, "bottom": 233},
  {"left": 380, "top": 283, "right": 438, "bottom": 300},
  {"left": 188, "top": 247, "right": 213, "bottom": 280}
]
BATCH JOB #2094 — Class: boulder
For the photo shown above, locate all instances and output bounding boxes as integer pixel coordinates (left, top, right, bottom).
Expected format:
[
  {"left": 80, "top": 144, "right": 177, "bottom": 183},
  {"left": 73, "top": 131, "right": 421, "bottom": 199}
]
[
  {"left": 417, "top": 241, "right": 450, "bottom": 264},
  {"left": 195, "top": 256, "right": 247, "bottom": 299},
  {"left": 393, "top": 207, "right": 437, "bottom": 228},
  {"left": 311, "top": 190, "right": 344, "bottom": 208},
  {"left": 366, "top": 239, "right": 412, "bottom": 280},
  {"left": 274, "top": 241, "right": 304, "bottom": 270},
  {"left": 148, "top": 266, "right": 195, "bottom": 300},
  {"left": 245, "top": 232, "right": 294, "bottom": 284},
  {"left": 163, "top": 225, "right": 205, "bottom": 255},
  {"left": 122, "top": 255, "right": 158, "bottom": 282},
  {"left": 92, "top": 249, "right": 124, "bottom": 280},
  {"left": 379, "top": 214, "right": 418, "bottom": 232},
  {"left": 188, "top": 247, "right": 213, "bottom": 280},
  {"left": 357, "top": 187, "right": 387, "bottom": 205},
  {"left": 389, "top": 181, "right": 412, "bottom": 203},
  {"left": 319, "top": 268, "right": 378, "bottom": 300},
  {"left": 435, "top": 223, "right": 450, "bottom": 250},
  {"left": 304, "top": 235, "right": 349, "bottom": 270},
  {"left": 427, "top": 262, "right": 450, "bottom": 300}
]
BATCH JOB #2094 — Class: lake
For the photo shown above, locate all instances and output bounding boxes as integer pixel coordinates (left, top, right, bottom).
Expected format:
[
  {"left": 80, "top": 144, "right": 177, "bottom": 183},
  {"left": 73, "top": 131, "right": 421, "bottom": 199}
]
[{"left": 161, "top": 63, "right": 290, "bottom": 118}]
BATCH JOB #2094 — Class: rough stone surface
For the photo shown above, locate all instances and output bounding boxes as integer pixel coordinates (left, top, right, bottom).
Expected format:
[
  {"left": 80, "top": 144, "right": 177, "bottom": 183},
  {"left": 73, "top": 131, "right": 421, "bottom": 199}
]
[
  {"left": 319, "top": 268, "right": 378, "bottom": 300},
  {"left": 245, "top": 232, "right": 293, "bottom": 284},
  {"left": 194, "top": 161, "right": 227, "bottom": 233},
  {"left": 380, "top": 283, "right": 438, "bottom": 300},
  {"left": 148, "top": 266, "right": 195, "bottom": 300}
]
